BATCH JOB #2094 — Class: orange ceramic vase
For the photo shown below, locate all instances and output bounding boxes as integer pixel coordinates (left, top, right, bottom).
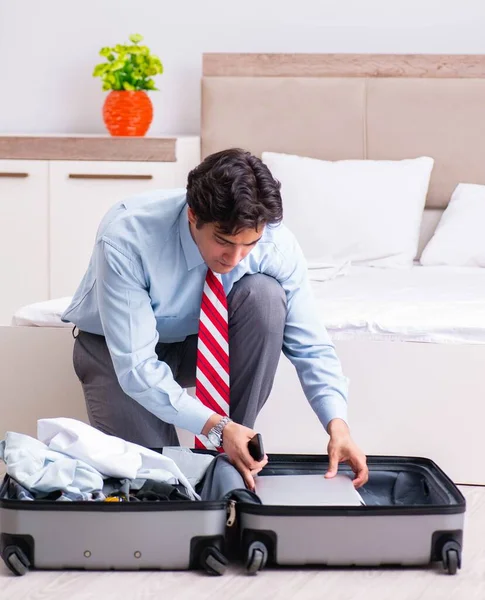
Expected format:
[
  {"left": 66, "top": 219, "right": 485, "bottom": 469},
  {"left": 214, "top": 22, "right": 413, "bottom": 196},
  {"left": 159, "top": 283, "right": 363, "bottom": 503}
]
[{"left": 103, "top": 90, "right": 153, "bottom": 136}]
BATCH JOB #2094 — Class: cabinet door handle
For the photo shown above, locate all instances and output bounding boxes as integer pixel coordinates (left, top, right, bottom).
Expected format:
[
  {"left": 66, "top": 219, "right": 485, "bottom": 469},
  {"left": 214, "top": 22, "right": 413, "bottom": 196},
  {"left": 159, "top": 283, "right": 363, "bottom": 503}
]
[
  {"left": 0, "top": 172, "right": 29, "bottom": 178},
  {"left": 68, "top": 174, "right": 153, "bottom": 180}
]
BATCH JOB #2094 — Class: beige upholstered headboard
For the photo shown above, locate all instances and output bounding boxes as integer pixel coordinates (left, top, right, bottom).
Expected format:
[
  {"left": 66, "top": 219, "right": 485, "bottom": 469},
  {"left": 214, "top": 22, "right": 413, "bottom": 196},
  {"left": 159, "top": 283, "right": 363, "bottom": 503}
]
[{"left": 201, "top": 53, "right": 485, "bottom": 229}]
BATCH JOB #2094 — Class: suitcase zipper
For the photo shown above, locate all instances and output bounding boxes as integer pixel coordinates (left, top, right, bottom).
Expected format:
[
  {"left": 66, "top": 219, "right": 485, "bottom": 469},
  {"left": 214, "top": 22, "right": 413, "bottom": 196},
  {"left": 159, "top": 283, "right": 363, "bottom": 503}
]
[{"left": 226, "top": 499, "right": 237, "bottom": 527}]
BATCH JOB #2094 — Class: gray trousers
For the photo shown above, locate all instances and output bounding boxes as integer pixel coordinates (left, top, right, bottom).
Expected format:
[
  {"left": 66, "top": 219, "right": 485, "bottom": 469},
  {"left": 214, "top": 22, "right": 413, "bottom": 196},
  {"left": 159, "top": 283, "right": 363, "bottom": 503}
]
[{"left": 72, "top": 274, "right": 287, "bottom": 448}]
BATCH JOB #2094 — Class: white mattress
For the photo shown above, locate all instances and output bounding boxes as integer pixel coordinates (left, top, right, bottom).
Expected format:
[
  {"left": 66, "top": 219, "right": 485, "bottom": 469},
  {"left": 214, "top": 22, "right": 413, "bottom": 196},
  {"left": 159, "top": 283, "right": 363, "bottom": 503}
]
[
  {"left": 11, "top": 297, "right": 72, "bottom": 328},
  {"left": 312, "top": 265, "right": 485, "bottom": 344},
  {"left": 11, "top": 266, "right": 485, "bottom": 345}
]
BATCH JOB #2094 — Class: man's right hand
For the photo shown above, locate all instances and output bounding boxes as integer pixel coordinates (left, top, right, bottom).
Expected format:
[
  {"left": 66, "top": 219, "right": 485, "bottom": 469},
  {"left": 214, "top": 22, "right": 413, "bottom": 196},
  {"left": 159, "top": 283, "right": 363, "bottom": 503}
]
[
  {"left": 201, "top": 415, "right": 268, "bottom": 490},
  {"left": 222, "top": 422, "right": 268, "bottom": 491}
]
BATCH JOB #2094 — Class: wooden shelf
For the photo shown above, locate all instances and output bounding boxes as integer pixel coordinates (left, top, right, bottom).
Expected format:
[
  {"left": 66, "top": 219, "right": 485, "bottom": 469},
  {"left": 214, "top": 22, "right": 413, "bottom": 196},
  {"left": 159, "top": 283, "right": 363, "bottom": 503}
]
[{"left": 0, "top": 135, "right": 178, "bottom": 162}]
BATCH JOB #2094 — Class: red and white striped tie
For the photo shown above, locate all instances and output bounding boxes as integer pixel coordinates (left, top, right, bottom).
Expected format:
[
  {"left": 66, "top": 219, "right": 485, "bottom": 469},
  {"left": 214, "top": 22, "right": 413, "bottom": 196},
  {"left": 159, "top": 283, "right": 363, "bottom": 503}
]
[{"left": 195, "top": 269, "right": 230, "bottom": 450}]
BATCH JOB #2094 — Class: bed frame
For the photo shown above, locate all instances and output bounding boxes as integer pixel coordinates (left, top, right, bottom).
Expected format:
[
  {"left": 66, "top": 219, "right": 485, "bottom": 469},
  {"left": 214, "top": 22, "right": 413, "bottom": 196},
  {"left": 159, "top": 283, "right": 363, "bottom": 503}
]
[{"left": 3, "top": 53, "right": 485, "bottom": 485}]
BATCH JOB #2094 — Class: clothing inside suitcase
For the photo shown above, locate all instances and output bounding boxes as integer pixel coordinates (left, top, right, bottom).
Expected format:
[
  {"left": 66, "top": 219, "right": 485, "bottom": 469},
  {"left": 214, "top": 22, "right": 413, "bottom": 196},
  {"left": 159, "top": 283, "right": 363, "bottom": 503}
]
[{"left": 1, "top": 453, "right": 458, "bottom": 507}]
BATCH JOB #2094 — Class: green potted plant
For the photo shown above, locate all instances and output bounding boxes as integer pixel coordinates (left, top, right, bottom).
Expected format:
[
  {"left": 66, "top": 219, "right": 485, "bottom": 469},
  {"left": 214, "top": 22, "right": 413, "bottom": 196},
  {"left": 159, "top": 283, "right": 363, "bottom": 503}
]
[{"left": 93, "top": 33, "right": 164, "bottom": 136}]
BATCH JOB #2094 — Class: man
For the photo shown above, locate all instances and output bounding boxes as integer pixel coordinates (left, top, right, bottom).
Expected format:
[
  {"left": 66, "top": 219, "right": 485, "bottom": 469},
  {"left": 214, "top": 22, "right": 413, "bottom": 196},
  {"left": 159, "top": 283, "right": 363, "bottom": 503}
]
[{"left": 63, "top": 148, "right": 368, "bottom": 491}]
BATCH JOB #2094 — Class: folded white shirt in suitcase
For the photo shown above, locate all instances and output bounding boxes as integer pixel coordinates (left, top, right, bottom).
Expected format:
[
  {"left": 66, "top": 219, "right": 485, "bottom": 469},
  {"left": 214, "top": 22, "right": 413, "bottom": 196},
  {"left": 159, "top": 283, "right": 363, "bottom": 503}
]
[{"left": 36, "top": 418, "right": 200, "bottom": 499}]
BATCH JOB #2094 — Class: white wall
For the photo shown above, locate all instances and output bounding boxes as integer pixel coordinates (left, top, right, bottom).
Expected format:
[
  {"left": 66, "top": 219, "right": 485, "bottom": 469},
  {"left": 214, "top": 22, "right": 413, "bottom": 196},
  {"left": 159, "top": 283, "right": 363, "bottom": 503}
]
[{"left": 2, "top": 0, "right": 485, "bottom": 136}]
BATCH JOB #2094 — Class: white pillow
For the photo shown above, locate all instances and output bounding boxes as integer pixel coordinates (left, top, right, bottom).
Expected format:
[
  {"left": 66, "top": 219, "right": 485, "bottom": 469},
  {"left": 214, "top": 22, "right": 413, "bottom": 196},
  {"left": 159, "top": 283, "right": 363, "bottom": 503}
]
[
  {"left": 420, "top": 183, "right": 485, "bottom": 267},
  {"left": 262, "top": 152, "right": 434, "bottom": 268}
]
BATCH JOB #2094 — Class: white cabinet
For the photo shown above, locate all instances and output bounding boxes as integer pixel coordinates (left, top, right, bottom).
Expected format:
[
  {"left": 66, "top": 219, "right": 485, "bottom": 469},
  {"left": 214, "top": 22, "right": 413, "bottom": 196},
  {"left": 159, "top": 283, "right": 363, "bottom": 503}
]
[
  {"left": 0, "top": 135, "right": 201, "bottom": 317},
  {"left": 49, "top": 161, "right": 178, "bottom": 298},
  {"left": 0, "top": 160, "right": 49, "bottom": 324},
  {"left": 49, "top": 136, "right": 200, "bottom": 298}
]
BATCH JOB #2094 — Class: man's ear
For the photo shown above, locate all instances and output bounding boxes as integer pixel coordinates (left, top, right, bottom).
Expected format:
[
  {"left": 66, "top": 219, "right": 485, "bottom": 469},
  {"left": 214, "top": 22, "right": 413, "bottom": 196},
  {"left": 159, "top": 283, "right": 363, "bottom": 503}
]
[{"left": 187, "top": 207, "right": 197, "bottom": 226}]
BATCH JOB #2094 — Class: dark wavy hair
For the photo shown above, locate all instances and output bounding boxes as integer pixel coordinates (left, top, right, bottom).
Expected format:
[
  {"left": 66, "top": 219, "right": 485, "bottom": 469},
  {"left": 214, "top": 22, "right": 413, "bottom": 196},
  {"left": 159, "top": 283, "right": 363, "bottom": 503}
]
[{"left": 186, "top": 148, "right": 283, "bottom": 235}]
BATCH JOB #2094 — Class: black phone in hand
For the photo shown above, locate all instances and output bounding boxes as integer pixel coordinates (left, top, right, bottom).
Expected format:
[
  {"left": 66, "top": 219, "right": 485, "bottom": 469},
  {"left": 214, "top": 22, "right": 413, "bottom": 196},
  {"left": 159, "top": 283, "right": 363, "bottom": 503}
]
[{"left": 248, "top": 433, "right": 265, "bottom": 462}]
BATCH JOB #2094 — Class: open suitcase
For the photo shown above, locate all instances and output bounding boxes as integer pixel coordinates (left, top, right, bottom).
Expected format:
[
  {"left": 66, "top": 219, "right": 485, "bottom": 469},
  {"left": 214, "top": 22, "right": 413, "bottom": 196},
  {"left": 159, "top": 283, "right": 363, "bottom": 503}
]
[
  {"left": 235, "top": 454, "right": 466, "bottom": 576},
  {"left": 0, "top": 445, "right": 260, "bottom": 577},
  {"left": 0, "top": 472, "right": 232, "bottom": 576},
  {"left": 1, "top": 453, "right": 466, "bottom": 577}
]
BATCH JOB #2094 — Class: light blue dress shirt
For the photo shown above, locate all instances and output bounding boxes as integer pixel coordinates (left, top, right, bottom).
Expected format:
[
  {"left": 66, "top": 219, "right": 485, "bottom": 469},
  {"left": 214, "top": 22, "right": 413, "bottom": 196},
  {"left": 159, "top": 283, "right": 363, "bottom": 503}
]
[{"left": 62, "top": 189, "right": 349, "bottom": 435}]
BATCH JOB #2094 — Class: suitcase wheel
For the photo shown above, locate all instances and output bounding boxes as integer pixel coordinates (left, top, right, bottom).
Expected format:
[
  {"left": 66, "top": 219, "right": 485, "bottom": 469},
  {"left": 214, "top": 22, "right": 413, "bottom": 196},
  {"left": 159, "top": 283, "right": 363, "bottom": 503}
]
[
  {"left": 245, "top": 541, "right": 268, "bottom": 575},
  {"left": 2, "top": 545, "right": 30, "bottom": 577},
  {"left": 200, "top": 546, "right": 229, "bottom": 576},
  {"left": 441, "top": 540, "right": 462, "bottom": 575}
]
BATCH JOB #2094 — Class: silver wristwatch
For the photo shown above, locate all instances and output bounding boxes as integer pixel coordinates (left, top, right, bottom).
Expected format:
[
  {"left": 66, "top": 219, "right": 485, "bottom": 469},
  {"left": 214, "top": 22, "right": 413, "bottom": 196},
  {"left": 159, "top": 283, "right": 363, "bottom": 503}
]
[{"left": 207, "top": 416, "right": 232, "bottom": 448}]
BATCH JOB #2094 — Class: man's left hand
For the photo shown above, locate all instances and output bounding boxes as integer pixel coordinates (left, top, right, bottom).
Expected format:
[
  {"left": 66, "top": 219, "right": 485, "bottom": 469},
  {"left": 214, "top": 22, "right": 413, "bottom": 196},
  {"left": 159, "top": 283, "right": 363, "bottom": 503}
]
[{"left": 324, "top": 419, "right": 369, "bottom": 488}]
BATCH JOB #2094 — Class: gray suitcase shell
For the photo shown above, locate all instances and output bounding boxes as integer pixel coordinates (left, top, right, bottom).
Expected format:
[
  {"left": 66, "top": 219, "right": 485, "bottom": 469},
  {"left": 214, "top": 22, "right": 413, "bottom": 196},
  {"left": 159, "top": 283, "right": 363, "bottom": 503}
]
[
  {"left": 0, "top": 475, "right": 229, "bottom": 576},
  {"left": 237, "top": 455, "right": 465, "bottom": 576}
]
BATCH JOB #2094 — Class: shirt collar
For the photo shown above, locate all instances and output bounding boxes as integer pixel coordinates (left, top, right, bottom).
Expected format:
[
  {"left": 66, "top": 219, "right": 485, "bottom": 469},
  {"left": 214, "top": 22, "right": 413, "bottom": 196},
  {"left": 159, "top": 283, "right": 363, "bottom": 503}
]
[{"left": 179, "top": 203, "right": 205, "bottom": 271}]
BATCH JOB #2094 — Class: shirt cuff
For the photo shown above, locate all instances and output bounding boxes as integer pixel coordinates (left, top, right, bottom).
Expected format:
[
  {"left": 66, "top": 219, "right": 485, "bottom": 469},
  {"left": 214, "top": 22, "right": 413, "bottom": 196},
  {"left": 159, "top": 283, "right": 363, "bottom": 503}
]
[
  {"left": 312, "top": 396, "right": 349, "bottom": 432},
  {"left": 171, "top": 390, "right": 216, "bottom": 435}
]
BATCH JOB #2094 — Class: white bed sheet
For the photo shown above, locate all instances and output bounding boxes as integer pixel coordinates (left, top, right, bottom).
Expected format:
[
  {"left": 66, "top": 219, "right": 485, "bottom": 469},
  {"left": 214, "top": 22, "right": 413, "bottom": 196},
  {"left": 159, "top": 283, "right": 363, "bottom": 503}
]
[
  {"left": 11, "top": 266, "right": 485, "bottom": 345},
  {"left": 11, "top": 297, "right": 72, "bottom": 328},
  {"left": 312, "top": 265, "right": 485, "bottom": 344}
]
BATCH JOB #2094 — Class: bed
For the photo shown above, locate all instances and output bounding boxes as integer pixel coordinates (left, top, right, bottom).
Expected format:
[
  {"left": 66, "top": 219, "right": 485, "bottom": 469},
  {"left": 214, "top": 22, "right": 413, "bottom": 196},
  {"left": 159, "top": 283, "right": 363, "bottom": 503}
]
[{"left": 2, "top": 53, "right": 485, "bottom": 485}]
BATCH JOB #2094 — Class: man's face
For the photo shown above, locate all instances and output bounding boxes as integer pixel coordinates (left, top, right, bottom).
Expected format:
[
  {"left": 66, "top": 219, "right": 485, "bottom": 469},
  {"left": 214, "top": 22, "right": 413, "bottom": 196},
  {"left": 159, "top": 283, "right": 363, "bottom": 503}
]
[{"left": 188, "top": 208, "right": 263, "bottom": 274}]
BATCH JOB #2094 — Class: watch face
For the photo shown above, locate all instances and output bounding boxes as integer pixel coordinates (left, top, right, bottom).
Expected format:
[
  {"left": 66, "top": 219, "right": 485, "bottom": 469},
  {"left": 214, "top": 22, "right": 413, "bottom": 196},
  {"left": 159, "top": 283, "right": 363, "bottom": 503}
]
[{"left": 208, "top": 431, "right": 220, "bottom": 447}]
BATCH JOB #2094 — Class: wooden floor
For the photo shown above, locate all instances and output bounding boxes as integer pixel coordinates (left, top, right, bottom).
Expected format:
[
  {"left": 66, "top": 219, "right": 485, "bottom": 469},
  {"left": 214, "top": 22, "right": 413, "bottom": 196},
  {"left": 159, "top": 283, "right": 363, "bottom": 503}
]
[{"left": 0, "top": 482, "right": 484, "bottom": 600}]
